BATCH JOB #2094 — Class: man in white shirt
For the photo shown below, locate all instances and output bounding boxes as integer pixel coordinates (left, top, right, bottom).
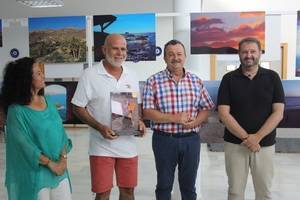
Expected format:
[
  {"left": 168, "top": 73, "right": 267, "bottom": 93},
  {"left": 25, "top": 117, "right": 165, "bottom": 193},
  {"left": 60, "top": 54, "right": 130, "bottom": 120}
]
[{"left": 71, "top": 34, "right": 146, "bottom": 200}]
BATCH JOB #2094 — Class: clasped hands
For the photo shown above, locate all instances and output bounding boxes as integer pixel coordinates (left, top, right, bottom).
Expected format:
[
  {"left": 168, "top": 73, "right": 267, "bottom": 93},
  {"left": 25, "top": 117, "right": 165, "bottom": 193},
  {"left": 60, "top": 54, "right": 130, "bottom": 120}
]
[
  {"left": 48, "top": 156, "right": 67, "bottom": 176},
  {"left": 242, "top": 134, "right": 261, "bottom": 152},
  {"left": 176, "top": 112, "right": 198, "bottom": 129}
]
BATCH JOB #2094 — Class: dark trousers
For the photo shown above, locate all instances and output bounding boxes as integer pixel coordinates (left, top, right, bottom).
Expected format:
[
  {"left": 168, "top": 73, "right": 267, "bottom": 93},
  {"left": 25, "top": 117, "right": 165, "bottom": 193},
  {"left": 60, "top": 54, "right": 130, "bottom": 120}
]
[{"left": 152, "top": 131, "right": 200, "bottom": 200}]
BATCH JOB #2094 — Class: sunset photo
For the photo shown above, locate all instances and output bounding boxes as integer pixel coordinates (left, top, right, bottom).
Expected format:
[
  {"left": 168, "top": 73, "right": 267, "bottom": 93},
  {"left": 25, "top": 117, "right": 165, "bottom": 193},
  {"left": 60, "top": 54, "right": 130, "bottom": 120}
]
[{"left": 190, "top": 12, "right": 265, "bottom": 54}]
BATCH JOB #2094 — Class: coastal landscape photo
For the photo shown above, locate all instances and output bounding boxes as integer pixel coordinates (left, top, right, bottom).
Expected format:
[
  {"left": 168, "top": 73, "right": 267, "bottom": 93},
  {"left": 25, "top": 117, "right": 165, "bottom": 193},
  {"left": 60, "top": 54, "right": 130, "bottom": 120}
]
[{"left": 93, "top": 13, "right": 156, "bottom": 62}]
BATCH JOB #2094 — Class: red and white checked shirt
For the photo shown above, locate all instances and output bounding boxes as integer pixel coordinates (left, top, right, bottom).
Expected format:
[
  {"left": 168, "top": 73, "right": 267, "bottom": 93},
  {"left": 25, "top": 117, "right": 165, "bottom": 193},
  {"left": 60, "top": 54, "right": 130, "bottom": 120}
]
[{"left": 143, "top": 68, "right": 214, "bottom": 133}]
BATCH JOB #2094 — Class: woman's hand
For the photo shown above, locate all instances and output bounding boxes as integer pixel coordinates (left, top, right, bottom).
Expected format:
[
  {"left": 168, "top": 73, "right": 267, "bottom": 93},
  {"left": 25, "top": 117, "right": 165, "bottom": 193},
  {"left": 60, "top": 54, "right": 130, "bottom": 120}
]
[{"left": 47, "top": 158, "right": 67, "bottom": 176}]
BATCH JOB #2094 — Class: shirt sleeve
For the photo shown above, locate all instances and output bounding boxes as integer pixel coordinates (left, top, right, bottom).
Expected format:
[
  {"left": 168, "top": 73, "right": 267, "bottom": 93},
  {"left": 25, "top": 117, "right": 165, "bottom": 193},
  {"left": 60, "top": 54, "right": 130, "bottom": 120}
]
[
  {"left": 272, "top": 72, "right": 285, "bottom": 104},
  {"left": 199, "top": 83, "right": 215, "bottom": 110},
  {"left": 217, "top": 74, "right": 231, "bottom": 106},
  {"left": 142, "top": 77, "right": 155, "bottom": 110},
  {"left": 71, "top": 71, "right": 90, "bottom": 107},
  {"left": 6, "top": 106, "right": 41, "bottom": 170}
]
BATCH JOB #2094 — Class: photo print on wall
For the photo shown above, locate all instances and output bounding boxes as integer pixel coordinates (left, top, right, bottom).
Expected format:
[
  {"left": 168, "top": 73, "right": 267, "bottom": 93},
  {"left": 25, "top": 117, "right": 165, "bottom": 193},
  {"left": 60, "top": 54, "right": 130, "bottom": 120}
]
[
  {"left": 296, "top": 11, "right": 300, "bottom": 76},
  {"left": 93, "top": 13, "right": 156, "bottom": 62},
  {"left": 29, "top": 16, "right": 86, "bottom": 63},
  {"left": 0, "top": 19, "right": 2, "bottom": 47},
  {"left": 190, "top": 11, "right": 265, "bottom": 54},
  {"left": 45, "top": 81, "right": 83, "bottom": 124},
  {"left": 200, "top": 80, "right": 300, "bottom": 144}
]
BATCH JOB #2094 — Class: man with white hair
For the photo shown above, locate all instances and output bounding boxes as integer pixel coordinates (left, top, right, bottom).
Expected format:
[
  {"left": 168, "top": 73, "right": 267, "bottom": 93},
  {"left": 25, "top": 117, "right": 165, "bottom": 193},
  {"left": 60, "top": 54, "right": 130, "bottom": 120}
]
[{"left": 72, "top": 34, "right": 146, "bottom": 200}]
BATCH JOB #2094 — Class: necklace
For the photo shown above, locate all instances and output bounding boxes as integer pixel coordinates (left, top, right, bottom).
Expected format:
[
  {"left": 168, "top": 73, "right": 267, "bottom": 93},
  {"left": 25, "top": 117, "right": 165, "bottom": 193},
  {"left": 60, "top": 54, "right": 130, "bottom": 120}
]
[{"left": 244, "top": 69, "right": 258, "bottom": 78}]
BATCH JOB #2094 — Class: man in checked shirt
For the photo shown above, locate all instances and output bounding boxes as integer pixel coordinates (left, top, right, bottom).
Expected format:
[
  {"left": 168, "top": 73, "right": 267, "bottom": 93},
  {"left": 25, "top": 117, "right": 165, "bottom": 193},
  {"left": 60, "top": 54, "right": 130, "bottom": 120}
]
[{"left": 142, "top": 39, "right": 215, "bottom": 200}]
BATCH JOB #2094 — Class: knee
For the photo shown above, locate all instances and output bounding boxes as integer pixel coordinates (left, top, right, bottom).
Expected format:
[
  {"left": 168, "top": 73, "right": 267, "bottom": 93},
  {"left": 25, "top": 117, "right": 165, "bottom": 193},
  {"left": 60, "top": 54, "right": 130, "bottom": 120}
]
[
  {"left": 119, "top": 187, "right": 134, "bottom": 196},
  {"left": 95, "top": 190, "right": 111, "bottom": 200}
]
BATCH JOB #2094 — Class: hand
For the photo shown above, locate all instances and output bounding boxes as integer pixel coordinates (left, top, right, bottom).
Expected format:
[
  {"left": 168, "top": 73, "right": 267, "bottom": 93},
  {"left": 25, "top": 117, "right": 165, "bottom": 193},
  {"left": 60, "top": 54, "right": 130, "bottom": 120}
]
[
  {"left": 242, "top": 134, "right": 261, "bottom": 152},
  {"left": 48, "top": 158, "right": 67, "bottom": 176},
  {"left": 182, "top": 118, "right": 198, "bottom": 129},
  {"left": 248, "top": 143, "right": 261, "bottom": 152},
  {"left": 99, "top": 125, "right": 118, "bottom": 140},
  {"left": 175, "top": 112, "right": 191, "bottom": 124},
  {"left": 136, "top": 120, "right": 146, "bottom": 137}
]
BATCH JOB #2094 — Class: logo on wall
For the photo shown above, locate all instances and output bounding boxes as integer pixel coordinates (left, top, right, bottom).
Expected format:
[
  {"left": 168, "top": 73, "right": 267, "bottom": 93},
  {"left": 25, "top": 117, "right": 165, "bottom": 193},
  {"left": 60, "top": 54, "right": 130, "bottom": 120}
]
[
  {"left": 156, "top": 46, "right": 162, "bottom": 56},
  {"left": 10, "top": 48, "right": 19, "bottom": 58}
]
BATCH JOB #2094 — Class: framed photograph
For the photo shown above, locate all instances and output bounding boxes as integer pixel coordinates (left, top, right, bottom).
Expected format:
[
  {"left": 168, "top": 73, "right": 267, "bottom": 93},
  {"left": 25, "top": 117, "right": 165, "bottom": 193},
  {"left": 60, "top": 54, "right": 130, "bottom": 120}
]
[
  {"left": 29, "top": 16, "right": 86, "bottom": 63},
  {"left": 93, "top": 13, "right": 156, "bottom": 62},
  {"left": 0, "top": 19, "right": 2, "bottom": 47},
  {"left": 190, "top": 11, "right": 265, "bottom": 54},
  {"left": 111, "top": 92, "right": 140, "bottom": 136}
]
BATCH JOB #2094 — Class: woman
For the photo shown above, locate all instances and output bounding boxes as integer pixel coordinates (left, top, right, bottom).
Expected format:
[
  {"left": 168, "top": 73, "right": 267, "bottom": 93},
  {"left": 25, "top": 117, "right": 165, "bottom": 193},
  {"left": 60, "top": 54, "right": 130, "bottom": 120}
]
[{"left": 1, "top": 57, "right": 72, "bottom": 200}]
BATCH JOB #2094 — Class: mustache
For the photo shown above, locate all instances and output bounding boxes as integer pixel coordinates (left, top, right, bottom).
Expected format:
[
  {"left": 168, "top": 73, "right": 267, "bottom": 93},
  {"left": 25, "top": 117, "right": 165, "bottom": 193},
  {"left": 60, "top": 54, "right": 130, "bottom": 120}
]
[{"left": 171, "top": 60, "right": 181, "bottom": 64}]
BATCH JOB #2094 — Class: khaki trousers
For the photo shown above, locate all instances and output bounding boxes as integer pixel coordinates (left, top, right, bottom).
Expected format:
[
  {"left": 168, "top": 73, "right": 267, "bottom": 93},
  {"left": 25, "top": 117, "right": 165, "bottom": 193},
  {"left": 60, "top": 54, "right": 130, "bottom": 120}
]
[{"left": 224, "top": 142, "right": 275, "bottom": 200}]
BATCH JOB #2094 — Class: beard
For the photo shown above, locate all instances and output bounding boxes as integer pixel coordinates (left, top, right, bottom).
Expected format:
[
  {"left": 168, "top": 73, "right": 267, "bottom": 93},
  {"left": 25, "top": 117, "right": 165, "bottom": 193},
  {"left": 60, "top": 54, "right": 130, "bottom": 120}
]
[
  {"left": 240, "top": 57, "right": 260, "bottom": 68},
  {"left": 106, "top": 54, "right": 125, "bottom": 68}
]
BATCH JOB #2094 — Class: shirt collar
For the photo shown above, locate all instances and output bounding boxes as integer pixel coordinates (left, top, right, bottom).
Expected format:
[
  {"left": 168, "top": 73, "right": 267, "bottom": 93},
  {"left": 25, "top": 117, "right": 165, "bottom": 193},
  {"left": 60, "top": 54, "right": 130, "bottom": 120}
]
[
  {"left": 165, "top": 67, "right": 187, "bottom": 80},
  {"left": 96, "top": 60, "right": 129, "bottom": 76},
  {"left": 235, "top": 65, "right": 267, "bottom": 77}
]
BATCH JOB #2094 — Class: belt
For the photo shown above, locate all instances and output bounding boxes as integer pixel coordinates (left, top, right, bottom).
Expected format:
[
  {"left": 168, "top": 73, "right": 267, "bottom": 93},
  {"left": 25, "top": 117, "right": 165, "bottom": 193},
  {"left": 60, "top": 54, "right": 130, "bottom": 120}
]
[{"left": 154, "top": 130, "right": 198, "bottom": 138}]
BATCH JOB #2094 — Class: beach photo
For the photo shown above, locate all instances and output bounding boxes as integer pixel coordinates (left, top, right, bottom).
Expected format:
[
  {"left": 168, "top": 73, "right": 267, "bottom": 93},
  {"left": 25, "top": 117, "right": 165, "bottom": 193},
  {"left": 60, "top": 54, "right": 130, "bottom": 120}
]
[
  {"left": 45, "top": 81, "right": 82, "bottom": 124},
  {"left": 45, "top": 84, "right": 67, "bottom": 121},
  {"left": 279, "top": 80, "right": 300, "bottom": 128}
]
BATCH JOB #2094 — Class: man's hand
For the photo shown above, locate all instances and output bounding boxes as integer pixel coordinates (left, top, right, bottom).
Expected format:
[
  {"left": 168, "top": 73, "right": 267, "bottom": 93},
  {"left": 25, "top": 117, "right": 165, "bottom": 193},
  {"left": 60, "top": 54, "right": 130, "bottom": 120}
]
[
  {"left": 99, "top": 125, "right": 118, "bottom": 140},
  {"left": 242, "top": 134, "right": 262, "bottom": 152},
  {"left": 182, "top": 118, "right": 198, "bottom": 129},
  {"left": 175, "top": 112, "right": 191, "bottom": 124},
  {"left": 136, "top": 120, "right": 146, "bottom": 137}
]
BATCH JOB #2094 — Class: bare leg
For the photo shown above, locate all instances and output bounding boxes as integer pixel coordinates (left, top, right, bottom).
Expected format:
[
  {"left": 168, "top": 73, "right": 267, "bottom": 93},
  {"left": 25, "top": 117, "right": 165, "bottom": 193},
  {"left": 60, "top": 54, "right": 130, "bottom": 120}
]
[
  {"left": 95, "top": 190, "right": 111, "bottom": 200},
  {"left": 119, "top": 187, "right": 134, "bottom": 200}
]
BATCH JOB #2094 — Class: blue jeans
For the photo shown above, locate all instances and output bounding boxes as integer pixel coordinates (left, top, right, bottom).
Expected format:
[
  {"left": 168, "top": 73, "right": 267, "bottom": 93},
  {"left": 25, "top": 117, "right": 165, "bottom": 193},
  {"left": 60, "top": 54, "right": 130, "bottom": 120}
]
[{"left": 152, "top": 131, "right": 200, "bottom": 200}]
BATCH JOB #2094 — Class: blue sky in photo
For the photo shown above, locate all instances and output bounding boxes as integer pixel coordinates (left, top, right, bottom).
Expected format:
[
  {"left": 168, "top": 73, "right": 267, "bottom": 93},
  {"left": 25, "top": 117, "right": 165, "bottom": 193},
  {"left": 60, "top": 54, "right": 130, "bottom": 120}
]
[
  {"left": 0, "top": 19, "right": 2, "bottom": 31},
  {"left": 29, "top": 16, "right": 86, "bottom": 32},
  {"left": 93, "top": 13, "right": 155, "bottom": 34},
  {"left": 282, "top": 80, "right": 300, "bottom": 97}
]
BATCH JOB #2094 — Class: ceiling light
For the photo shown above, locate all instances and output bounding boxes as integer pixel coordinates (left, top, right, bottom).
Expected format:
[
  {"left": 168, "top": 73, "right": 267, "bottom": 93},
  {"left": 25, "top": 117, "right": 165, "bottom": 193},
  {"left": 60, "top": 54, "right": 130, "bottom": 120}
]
[{"left": 17, "top": 0, "right": 64, "bottom": 8}]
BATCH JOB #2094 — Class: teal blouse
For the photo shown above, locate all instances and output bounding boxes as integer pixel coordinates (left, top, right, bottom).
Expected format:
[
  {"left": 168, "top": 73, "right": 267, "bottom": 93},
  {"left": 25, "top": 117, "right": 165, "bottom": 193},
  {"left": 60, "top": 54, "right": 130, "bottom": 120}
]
[{"left": 5, "top": 96, "right": 72, "bottom": 200}]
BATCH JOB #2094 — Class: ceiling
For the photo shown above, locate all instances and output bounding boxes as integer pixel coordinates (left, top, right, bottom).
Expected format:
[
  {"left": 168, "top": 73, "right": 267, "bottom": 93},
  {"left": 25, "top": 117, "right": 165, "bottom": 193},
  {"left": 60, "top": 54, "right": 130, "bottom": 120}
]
[{"left": 0, "top": 0, "right": 173, "bottom": 18}]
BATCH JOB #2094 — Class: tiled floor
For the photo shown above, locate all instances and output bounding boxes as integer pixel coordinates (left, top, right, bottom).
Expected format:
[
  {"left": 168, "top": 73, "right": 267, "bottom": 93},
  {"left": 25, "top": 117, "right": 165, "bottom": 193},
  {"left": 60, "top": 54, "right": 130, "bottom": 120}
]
[{"left": 1, "top": 127, "right": 300, "bottom": 200}]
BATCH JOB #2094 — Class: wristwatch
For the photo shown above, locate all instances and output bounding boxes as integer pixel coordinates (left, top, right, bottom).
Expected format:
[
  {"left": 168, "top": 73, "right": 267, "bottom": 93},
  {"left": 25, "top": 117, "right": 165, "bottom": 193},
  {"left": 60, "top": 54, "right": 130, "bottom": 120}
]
[{"left": 60, "top": 154, "right": 67, "bottom": 159}]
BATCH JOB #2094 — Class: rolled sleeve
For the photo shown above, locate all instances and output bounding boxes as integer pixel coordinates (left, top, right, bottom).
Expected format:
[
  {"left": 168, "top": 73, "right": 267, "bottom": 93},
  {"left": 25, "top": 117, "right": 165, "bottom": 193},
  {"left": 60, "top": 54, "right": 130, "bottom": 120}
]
[{"left": 199, "top": 85, "right": 215, "bottom": 110}]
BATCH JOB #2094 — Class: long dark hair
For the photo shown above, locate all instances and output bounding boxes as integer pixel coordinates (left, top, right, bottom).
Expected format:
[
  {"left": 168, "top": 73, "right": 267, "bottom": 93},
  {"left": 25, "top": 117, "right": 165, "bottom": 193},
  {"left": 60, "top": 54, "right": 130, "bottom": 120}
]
[{"left": 1, "top": 57, "right": 43, "bottom": 114}]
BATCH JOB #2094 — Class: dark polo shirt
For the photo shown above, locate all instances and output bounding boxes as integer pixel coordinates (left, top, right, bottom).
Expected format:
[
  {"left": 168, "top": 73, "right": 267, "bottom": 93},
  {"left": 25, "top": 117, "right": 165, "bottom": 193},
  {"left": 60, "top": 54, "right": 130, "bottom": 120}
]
[{"left": 217, "top": 66, "right": 285, "bottom": 146}]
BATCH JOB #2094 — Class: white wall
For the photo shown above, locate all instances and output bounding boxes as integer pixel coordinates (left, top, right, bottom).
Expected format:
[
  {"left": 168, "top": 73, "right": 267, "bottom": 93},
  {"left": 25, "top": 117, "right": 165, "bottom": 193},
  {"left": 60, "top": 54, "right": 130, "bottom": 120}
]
[
  {"left": 0, "top": 16, "right": 173, "bottom": 81},
  {"left": 203, "top": 0, "right": 300, "bottom": 79},
  {"left": 1, "top": 0, "right": 300, "bottom": 80},
  {"left": 0, "top": 19, "right": 29, "bottom": 79}
]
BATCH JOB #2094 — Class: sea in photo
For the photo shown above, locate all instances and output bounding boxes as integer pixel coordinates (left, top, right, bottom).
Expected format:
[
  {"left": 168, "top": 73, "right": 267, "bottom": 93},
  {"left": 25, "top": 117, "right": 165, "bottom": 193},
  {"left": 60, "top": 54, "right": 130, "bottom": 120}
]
[{"left": 45, "top": 85, "right": 67, "bottom": 121}]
